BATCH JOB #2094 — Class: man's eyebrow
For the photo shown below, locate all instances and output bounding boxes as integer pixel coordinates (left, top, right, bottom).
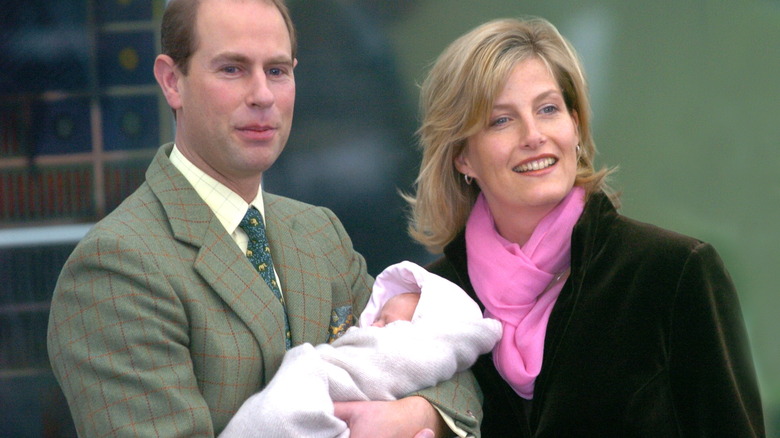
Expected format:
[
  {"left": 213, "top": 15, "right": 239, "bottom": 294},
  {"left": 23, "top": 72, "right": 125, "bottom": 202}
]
[
  {"left": 210, "top": 52, "right": 293, "bottom": 66},
  {"left": 210, "top": 52, "right": 251, "bottom": 65}
]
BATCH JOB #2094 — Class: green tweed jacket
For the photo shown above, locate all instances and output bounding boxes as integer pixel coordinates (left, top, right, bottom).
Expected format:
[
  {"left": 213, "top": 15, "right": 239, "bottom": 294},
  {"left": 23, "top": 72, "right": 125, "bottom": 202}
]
[{"left": 47, "top": 144, "right": 482, "bottom": 437}]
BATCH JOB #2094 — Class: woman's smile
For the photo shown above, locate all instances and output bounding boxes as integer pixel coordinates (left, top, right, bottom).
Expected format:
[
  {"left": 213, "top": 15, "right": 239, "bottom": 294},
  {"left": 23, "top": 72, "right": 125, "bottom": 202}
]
[{"left": 513, "top": 156, "right": 557, "bottom": 173}]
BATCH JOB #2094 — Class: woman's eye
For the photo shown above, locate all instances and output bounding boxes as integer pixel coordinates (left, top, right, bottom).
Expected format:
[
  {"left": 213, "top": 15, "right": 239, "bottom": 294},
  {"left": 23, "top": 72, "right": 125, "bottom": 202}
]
[
  {"left": 491, "top": 116, "right": 509, "bottom": 126},
  {"left": 540, "top": 105, "right": 558, "bottom": 114}
]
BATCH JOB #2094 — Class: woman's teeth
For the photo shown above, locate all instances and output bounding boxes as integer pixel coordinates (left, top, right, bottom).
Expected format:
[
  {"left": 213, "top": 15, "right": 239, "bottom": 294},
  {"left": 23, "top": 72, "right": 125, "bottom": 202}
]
[{"left": 513, "top": 157, "right": 557, "bottom": 173}]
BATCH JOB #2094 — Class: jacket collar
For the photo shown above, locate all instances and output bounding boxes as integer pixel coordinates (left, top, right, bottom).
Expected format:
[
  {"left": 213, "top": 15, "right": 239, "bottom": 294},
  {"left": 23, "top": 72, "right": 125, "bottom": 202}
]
[{"left": 571, "top": 190, "right": 619, "bottom": 269}]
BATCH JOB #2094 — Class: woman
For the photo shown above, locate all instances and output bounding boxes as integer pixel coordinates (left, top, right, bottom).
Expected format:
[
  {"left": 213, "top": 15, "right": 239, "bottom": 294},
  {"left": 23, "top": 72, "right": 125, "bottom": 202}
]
[{"left": 406, "top": 17, "right": 765, "bottom": 437}]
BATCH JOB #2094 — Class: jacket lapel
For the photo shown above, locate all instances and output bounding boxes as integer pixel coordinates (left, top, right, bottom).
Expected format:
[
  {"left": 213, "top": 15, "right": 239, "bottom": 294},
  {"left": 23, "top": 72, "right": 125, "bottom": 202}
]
[
  {"left": 193, "top": 217, "right": 287, "bottom": 373},
  {"left": 263, "top": 194, "right": 332, "bottom": 346},
  {"left": 146, "top": 144, "right": 287, "bottom": 376},
  {"left": 529, "top": 192, "right": 615, "bottom": 421},
  {"left": 541, "top": 192, "right": 613, "bottom": 370}
]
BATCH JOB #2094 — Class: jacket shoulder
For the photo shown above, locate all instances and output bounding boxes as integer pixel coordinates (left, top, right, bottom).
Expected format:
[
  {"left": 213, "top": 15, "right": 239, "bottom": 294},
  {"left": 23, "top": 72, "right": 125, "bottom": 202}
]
[
  {"left": 264, "top": 192, "right": 329, "bottom": 218},
  {"left": 263, "top": 192, "right": 347, "bottom": 235},
  {"left": 582, "top": 192, "right": 705, "bottom": 255},
  {"left": 609, "top": 214, "right": 707, "bottom": 257},
  {"left": 576, "top": 193, "right": 722, "bottom": 287}
]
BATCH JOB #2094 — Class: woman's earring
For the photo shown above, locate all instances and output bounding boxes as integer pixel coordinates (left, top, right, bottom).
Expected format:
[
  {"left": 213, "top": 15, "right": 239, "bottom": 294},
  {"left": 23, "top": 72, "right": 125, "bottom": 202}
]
[
  {"left": 464, "top": 174, "right": 473, "bottom": 185},
  {"left": 576, "top": 144, "right": 582, "bottom": 159}
]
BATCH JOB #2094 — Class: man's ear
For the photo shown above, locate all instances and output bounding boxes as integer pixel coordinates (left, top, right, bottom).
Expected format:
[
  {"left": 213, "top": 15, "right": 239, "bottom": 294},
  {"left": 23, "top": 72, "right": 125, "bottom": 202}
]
[{"left": 154, "top": 54, "right": 182, "bottom": 110}]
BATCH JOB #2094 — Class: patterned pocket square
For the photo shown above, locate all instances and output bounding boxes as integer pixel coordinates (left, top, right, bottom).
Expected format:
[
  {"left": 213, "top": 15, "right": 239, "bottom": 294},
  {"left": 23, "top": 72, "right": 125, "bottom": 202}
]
[{"left": 328, "top": 305, "right": 355, "bottom": 343}]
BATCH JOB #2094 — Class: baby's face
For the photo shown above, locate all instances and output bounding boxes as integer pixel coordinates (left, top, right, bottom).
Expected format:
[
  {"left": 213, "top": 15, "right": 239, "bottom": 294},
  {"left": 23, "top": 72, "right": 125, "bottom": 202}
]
[{"left": 371, "top": 292, "right": 421, "bottom": 327}]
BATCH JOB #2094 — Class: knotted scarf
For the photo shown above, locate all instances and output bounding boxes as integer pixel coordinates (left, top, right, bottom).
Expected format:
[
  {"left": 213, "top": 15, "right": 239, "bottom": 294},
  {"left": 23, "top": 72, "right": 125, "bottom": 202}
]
[{"left": 465, "top": 187, "right": 585, "bottom": 399}]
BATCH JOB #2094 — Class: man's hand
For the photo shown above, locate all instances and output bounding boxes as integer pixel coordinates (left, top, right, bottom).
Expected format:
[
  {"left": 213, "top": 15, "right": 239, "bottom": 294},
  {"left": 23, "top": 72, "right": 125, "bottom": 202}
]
[{"left": 333, "top": 396, "right": 448, "bottom": 438}]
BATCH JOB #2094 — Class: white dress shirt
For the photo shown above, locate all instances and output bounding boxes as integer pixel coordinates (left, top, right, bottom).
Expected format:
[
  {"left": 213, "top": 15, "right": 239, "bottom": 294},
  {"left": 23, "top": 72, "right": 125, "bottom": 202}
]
[{"left": 169, "top": 144, "right": 283, "bottom": 293}]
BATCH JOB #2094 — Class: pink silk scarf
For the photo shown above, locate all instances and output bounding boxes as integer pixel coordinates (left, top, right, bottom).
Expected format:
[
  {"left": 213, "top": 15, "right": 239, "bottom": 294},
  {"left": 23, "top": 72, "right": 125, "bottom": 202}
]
[{"left": 465, "top": 187, "right": 585, "bottom": 399}]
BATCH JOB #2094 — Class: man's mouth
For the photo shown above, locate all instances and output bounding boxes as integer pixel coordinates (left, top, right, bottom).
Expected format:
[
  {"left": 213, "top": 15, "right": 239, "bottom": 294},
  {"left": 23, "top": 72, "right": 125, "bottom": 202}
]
[
  {"left": 513, "top": 157, "right": 557, "bottom": 173},
  {"left": 239, "top": 124, "right": 273, "bottom": 132},
  {"left": 236, "top": 124, "right": 276, "bottom": 141}
]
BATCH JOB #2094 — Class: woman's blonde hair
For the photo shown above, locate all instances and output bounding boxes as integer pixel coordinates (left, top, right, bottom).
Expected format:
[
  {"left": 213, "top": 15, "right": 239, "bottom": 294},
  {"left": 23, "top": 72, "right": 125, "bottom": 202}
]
[{"left": 405, "top": 17, "right": 615, "bottom": 254}]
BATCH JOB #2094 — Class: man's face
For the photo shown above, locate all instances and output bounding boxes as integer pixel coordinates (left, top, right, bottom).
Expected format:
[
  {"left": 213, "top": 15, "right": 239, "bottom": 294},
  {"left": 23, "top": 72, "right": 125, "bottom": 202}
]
[{"left": 167, "top": 0, "right": 296, "bottom": 196}]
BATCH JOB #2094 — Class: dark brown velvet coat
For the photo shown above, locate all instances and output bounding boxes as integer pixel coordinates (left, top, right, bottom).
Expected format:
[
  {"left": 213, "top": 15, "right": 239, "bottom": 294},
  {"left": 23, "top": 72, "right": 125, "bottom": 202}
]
[{"left": 428, "top": 191, "right": 765, "bottom": 437}]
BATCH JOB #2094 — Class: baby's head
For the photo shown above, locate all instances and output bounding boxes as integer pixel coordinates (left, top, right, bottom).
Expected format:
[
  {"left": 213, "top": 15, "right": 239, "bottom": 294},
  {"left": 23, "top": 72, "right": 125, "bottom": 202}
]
[{"left": 371, "top": 292, "right": 421, "bottom": 327}]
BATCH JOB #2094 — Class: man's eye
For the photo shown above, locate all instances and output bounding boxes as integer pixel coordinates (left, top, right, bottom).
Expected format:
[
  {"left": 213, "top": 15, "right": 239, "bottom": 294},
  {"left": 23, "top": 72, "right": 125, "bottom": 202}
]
[
  {"left": 222, "top": 66, "right": 240, "bottom": 74},
  {"left": 268, "top": 67, "right": 283, "bottom": 76}
]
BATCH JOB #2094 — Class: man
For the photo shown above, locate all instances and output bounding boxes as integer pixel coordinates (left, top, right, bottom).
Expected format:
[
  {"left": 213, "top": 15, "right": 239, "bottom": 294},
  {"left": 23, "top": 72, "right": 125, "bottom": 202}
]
[{"left": 46, "top": 0, "right": 480, "bottom": 437}]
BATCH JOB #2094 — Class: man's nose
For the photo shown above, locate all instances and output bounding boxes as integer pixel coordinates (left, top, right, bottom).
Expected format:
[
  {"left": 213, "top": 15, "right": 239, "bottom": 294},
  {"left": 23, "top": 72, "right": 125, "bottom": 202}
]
[{"left": 247, "top": 72, "right": 274, "bottom": 108}]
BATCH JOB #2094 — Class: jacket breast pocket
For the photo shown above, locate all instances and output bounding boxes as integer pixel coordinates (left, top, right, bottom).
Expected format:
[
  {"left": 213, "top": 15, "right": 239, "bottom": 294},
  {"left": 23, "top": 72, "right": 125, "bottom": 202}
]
[{"left": 327, "top": 305, "right": 354, "bottom": 342}]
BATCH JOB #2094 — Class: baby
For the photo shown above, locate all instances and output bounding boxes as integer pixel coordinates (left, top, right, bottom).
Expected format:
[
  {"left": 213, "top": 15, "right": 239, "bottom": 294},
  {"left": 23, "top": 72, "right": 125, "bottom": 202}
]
[
  {"left": 370, "top": 292, "right": 420, "bottom": 327},
  {"left": 221, "top": 261, "right": 502, "bottom": 438}
]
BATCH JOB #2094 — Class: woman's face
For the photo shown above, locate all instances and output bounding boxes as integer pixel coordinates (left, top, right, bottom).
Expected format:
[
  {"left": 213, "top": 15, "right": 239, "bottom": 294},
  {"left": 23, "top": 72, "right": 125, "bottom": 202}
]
[{"left": 456, "top": 57, "right": 579, "bottom": 228}]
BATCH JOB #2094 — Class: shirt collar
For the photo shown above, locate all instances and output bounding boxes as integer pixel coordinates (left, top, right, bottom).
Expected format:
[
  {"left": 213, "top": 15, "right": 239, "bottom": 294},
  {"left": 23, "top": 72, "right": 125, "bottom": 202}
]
[{"left": 169, "top": 144, "right": 265, "bottom": 235}]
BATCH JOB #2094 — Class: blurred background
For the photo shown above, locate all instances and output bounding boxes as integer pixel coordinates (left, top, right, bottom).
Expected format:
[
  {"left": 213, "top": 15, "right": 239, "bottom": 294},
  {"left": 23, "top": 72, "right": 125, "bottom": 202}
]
[{"left": 0, "top": 0, "right": 777, "bottom": 436}]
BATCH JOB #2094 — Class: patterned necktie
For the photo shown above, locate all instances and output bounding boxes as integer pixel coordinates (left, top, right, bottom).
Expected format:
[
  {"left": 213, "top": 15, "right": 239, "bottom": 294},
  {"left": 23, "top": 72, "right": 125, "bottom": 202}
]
[{"left": 239, "top": 207, "right": 292, "bottom": 350}]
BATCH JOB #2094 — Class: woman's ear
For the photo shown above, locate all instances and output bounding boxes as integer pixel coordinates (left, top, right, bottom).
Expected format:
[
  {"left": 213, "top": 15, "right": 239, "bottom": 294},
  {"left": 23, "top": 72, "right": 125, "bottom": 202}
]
[
  {"left": 571, "top": 109, "right": 580, "bottom": 130},
  {"left": 454, "top": 149, "right": 471, "bottom": 176},
  {"left": 154, "top": 54, "right": 182, "bottom": 110}
]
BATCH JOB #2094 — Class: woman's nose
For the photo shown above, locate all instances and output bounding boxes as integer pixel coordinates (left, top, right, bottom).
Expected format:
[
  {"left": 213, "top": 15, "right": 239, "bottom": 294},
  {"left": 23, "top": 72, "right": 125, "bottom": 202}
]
[{"left": 520, "top": 118, "right": 546, "bottom": 149}]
